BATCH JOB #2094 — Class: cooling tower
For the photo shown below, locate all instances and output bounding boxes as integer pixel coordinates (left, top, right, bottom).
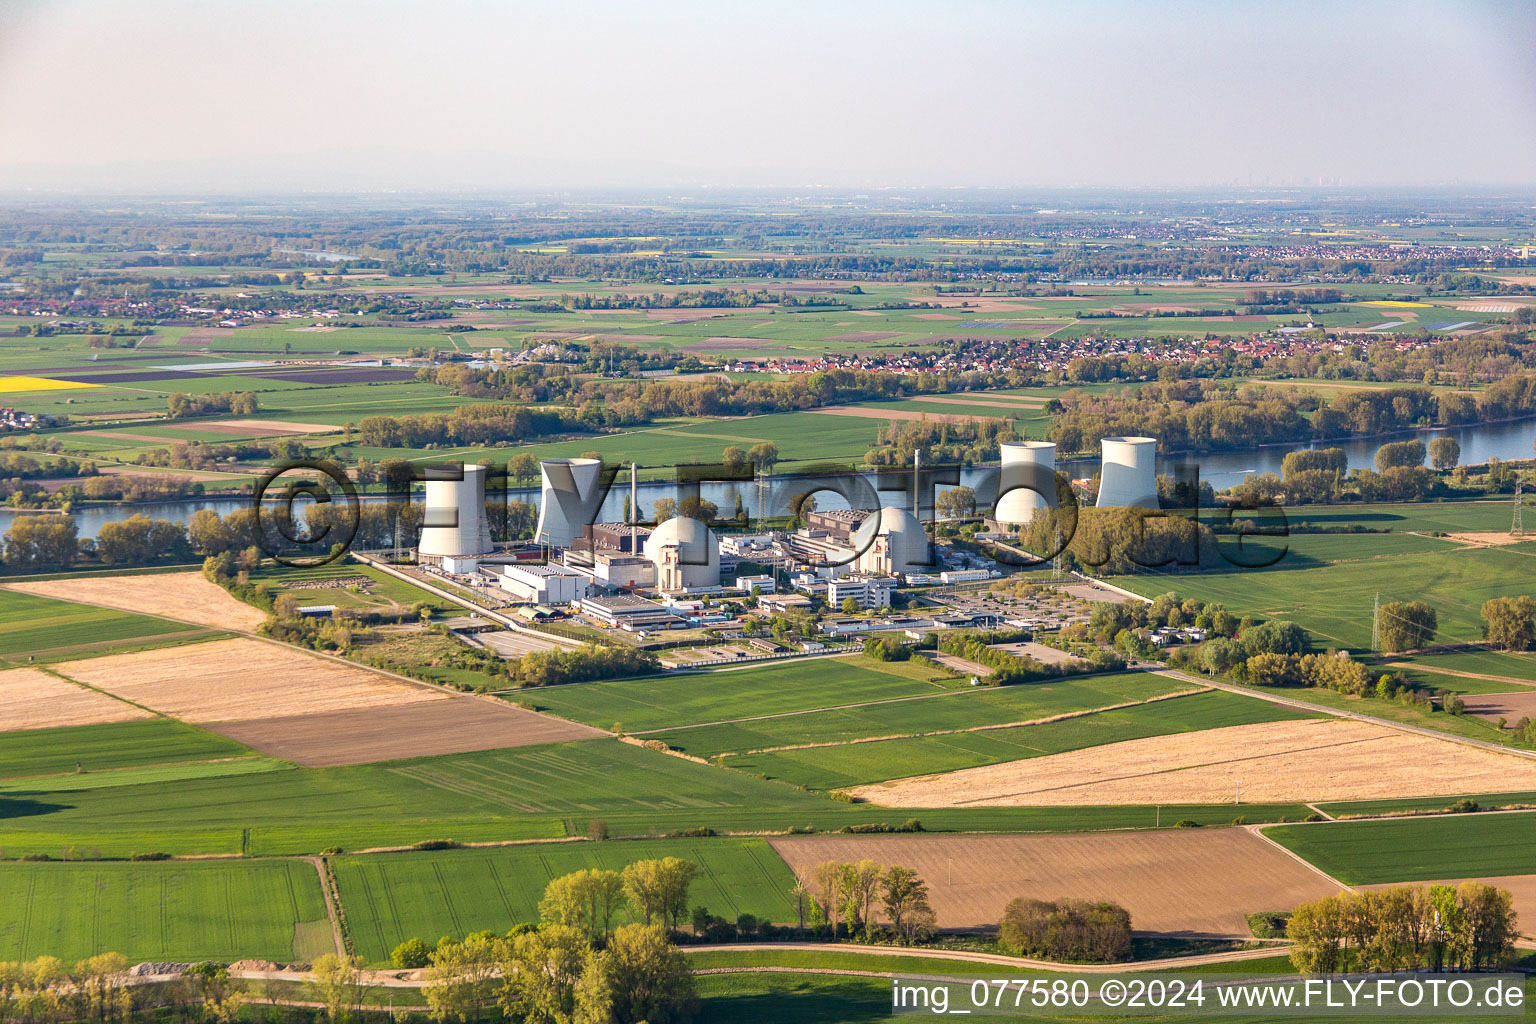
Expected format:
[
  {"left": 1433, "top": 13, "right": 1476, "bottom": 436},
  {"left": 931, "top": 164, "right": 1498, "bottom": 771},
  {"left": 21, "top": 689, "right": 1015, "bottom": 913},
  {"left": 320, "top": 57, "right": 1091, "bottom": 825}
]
[
  {"left": 536, "top": 457, "right": 604, "bottom": 550},
  {"left": 418, "top": 464, "right": 494, "bottom": 558},
  {"left": 1095, "top": 436, "right": 1158, "bottom": 509},
  {"left": 995, "top": 441, "right": 1058, "bottom": 525}
]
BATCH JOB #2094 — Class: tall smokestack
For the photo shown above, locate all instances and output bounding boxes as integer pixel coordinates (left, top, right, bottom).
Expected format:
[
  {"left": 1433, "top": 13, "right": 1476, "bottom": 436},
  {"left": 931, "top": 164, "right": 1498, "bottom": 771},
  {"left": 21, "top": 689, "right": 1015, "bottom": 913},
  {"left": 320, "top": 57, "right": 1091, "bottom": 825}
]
[
  {"left": 913, "top": 449, "right": 921, "bottom": 518},
  {"left": 630, "top": 462, "right": 638, "bottom": 525}
]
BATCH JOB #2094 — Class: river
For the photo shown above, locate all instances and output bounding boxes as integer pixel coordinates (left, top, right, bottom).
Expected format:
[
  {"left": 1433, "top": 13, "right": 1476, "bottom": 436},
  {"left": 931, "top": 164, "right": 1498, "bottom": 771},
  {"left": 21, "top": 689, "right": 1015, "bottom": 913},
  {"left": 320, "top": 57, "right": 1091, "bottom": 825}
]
[{"left": 3, "top": 418, "right": 1532, "bottom": 539}]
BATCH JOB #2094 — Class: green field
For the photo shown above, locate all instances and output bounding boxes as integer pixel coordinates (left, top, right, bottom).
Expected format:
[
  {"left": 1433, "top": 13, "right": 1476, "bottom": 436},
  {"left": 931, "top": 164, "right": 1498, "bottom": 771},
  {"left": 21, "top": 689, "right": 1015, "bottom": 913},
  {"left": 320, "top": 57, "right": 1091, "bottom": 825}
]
[
  {"left": 0, "top": 719, "right": 259, "bottom": 780},
  {"left": 0, "top": 858, "right": 330, "bottom": 962},
  {"left": 519, "top": 655, "right": 962, "bottom": 732},
  {"left": 1266, "top": 812, "right": 1536, "bottom": 884},
  {"left": 649, "top": 671, "right": 1188, "bottom": 757},
  {"left": 0, "top": 588, "right": 218, "bottom": 665},
  {"left": 336, "top": 837, "right": 798, "bottom": 963},
  {"left": 722, "top": 689, "right": 1313, "bottom": 790}
]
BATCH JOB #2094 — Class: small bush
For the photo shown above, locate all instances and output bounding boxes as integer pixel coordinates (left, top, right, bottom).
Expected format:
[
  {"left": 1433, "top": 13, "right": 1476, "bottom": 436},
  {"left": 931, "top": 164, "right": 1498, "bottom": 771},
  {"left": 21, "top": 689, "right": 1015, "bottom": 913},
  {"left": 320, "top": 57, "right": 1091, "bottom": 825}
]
[
  {"left": 411, "top": 839, "right": 461, "bottom": 851},
  {"left": 1303, "top": 812, "right": 1326, "bottom": 822},
  {"left": 664, "top": 826, "right": 716, "bottom": 838},
  {"left": 786, "top": 825, "right": 817, "bottom": 835},
  {"left": 1173, "top": 819, "right": 1201, "bottom": 828},
  {"left": 320, "top": 846, "right": 344, "bottom": 856},
  {"left": 587, "top": 819, "right": 609, "bottom": 841},
  {"left": 129, "top": 852, "right": 172, "bottom": 861},
  {"left": 1449, "top": 798, "right": 1481, "bottom": 814}
]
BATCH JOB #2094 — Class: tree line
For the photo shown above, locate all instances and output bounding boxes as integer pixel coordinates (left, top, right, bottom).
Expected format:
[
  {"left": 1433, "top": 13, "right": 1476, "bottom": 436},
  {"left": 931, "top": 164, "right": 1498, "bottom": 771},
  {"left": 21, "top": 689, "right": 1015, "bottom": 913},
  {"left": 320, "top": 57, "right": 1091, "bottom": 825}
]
[{"left": 1287, "top": 883, "right": 1517, "bottom": 974}]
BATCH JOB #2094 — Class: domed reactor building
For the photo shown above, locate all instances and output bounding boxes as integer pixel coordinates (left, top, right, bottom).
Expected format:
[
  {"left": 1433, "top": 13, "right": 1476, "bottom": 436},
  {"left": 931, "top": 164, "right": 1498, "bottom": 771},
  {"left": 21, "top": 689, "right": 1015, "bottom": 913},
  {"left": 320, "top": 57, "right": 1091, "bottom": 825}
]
[
  {"left": 1095, "top": 436, "right": 1159, "bottom": 509},
  {"left": 644, "top": 516, "right": 720, "bottom": 592},
  {"left": 854, "top": 506, "right": 933, "bottom": 575}
]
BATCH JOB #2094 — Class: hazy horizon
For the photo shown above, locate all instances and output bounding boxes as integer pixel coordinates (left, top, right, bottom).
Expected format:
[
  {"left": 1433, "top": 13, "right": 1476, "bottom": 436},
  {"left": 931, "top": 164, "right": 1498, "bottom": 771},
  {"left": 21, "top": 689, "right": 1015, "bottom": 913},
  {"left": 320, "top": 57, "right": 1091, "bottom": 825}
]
[{"left": 2, "top": 0, "right": 1533, "bottom": 193}]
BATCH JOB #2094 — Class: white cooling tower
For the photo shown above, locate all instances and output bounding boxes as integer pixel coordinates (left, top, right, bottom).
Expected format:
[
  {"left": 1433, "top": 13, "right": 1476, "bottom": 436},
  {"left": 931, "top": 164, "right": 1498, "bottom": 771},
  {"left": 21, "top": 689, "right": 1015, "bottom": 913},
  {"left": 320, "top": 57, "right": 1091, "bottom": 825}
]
[
  {"left": 645, "top": 515, "right": 721, "bottom": 591},
  {"left": 854, "top": 506, "right": 932, "bottom": 575},
  {"left": 536, "top": 457, "right": 604, "bottom": 550},
  {"left": 995, "top": 441, "right": 1057, "bottom": 525},
  {"left": 418, "top": 464, "right": 494, "bottom": 558},
  {"left": 1095, "top": 436, "right": 1158, "bottom": 509}
]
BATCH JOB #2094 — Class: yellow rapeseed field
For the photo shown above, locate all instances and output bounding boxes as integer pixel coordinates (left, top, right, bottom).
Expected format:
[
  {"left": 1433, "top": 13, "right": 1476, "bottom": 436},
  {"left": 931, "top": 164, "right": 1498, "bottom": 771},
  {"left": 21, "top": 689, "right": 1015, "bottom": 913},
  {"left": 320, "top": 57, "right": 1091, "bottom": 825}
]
[{"left": 0, "top": 376, "right": 101, "bottom": 393}]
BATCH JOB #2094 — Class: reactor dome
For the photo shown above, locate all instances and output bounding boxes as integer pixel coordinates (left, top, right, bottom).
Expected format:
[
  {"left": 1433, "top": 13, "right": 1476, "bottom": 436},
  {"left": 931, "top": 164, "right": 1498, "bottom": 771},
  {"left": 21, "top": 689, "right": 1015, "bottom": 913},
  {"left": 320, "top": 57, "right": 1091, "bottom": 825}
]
[
  {"left": 644, "top": 515, "right": 721, "bottom": 591},
  {"left": 853, "top": 506, "right": 932, "bottom": 575}
]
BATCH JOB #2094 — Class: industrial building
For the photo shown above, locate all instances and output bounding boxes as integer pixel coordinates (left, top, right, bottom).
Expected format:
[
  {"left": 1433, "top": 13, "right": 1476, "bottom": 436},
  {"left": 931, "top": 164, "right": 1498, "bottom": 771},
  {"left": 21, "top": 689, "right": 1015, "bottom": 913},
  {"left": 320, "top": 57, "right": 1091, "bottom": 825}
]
[
  {"left": 536, "top": 457, "right": 605, "bottom": 549},
  {"left": 577, "top": 594, "right": 683, "bottom": 630},
  {"left": 644, "top": 516, "right": 721, "bottom": 592},
  {"left": 417, "top": 464, "right": 494, "bottom": 566},
  {"left": 1096, "top": 436, "right": 1159, "bottom": 509},
  {"left": 498, "top": 563, "right": 590, "bottom": 605},
  {"left": 994, "top": 440, "right": 1057, "bottom": 525},
  {"left": 826, "top": 574, "right": 898, "bottom": 610}
]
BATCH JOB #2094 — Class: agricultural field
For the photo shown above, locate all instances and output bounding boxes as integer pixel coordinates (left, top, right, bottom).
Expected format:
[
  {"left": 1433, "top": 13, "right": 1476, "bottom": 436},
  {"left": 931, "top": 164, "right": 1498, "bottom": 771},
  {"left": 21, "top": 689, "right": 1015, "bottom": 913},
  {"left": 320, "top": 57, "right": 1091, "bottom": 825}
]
[
  {"left": 649, "top": 672, "right": 1198, "bottom": 759},
  {"left": 726, "top": 688, "right": 1309, "bottom": 791},
  {"left": 49, "top": 637, "right": 599, "bottom": 765},
  {"left": 0, "top": 667, "right": 151, "bottom": 732},
  {"left": 0, "top": 720, "right": 261, "bottom": 785},
  {"left": 5, "top": 572, "right": 270, "bottom": 632},
  {"left": 1266, "top": 812, "right": 1536, "bottom": 885},
  {"left": 336, "top": 837, "right": 799, "bottom": 964},
  {"left": 517, "top": 654, "right": 964, "bottom": 732},
  {"left": 0, "top": 858, "right": 331, "bottom": 963},
  {"left": 771, "top": 830, "right": 1337, "bottom": 937},
  {"left": 0, "top": 588, "right": 219, "bottom": 666},
  {"left": 852, "top": 717, "right": 1536, "bottom": 807}
]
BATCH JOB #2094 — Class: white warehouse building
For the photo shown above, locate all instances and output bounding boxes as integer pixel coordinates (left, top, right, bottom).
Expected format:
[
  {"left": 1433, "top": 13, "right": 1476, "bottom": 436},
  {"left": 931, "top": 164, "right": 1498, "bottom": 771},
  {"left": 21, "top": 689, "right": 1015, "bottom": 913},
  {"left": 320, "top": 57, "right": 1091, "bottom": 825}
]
[
  {"left": 499, "top": 563, "right": 590, "bottom": 605},
  {"left": 1095, "top": 436, "right": 1159, "bottom": 510},
  {"left": 418, "top": 464, "right": 494, "bottom": 563}
]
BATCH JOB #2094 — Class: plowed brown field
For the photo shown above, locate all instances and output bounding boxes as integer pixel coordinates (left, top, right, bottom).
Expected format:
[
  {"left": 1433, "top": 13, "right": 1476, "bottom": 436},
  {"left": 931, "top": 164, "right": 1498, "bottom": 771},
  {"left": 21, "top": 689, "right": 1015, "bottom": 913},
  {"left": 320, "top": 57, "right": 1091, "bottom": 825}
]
[
  {"left": 6, "top": 573, "right": 268, "bottom": 632},
  {"left": 850, "top": 719, "right": 1536, "bottom": 807},
  {"left": 0, "top": 667, "right": 152, "bottom": 732},
  {"left": 771, "top": 830, "right": 1339, "bottom": 936}
]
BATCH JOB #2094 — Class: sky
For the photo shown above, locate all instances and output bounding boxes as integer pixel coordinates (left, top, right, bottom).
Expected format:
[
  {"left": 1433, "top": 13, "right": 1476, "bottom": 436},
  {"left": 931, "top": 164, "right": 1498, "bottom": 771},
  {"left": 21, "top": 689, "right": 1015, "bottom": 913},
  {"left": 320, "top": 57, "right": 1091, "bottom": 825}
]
[{"left": 0, "top": 0, "right": 1533, "bottom": 192}]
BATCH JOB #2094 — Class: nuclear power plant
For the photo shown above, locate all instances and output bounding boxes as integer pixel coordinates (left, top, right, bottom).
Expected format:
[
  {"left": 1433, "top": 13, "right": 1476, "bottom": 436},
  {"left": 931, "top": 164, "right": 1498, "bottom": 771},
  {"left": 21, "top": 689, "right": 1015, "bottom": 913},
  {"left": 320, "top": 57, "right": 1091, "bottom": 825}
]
[
  {"left": 417, "top": 464, "right": 494, "bottom": 568},
  {"left": 1095, "top": 436, "right": 1159, "bottom": 509},
  {"left": 995, "top": 440, "right": 1057, "bottom": 525},
  {"left": 853, "top": 506, "right": 932, "bottom": 575},
  {"left": 536, "top": 457, "right": 605, "bottom": 549}
]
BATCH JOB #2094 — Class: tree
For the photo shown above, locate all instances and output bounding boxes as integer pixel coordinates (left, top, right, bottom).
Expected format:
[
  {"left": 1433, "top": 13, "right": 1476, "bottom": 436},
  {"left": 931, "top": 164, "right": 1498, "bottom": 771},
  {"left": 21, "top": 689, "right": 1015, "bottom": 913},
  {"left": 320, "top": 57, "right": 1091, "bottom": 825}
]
[
  {"left": 747, "top": 442, "right": 779, "bottom": 475},
  {"left": 424, "top": 936, "right": 500, "bottom": 1024},
  {"left": 1482, "top": 596, "right": 1536, "bottom": 651},
  {"left": 1287, "top": 894, "right": 1346, "bottom": 974},
  {"left": 998, "top": 897, "right": 1131, "bottom": 963},
  {"left": 650, "top": 497, "right": 676, "bottom": 524},
  {"left": 621, "top": 857, "right": 696, "bottom": 931},
  {"left": 841, "top": 596, "right": 860, "bottom": 615},
  {"left": 2, "top": 514, "right": 78, "bottom": 570},
  {"left": 1377, "top": 600, "right": 1437, "bottom": 653},
  {"left": 309, "top": 954, "right": 364, "bottom": 1024},
  {"left": 837, "top": 860, "right": 884, "bottom": 935},
  {"left": 1197, "top": 637, "right": 1245, "bottom": 676},
  {"left": 588, "top": 924, "right": 697, "bottom": 1024},
  {"left": 1428, "top": 436, "right": 1460, "bottom": 471},
  {"left": 392, "top": 938, "right": 432, "bottom": 969},
  {"left": 810, "top": 861, "right": 842, "bottom": 937},
  {"left": 880, "top": 866, "right": 934, "bottom": 943},
  {"left": 675, "top": 496, "right": 717, "bottom": 522},
  {"left": 936, "top": 485, "right": 976, "bottom": 520},
  {"left": 541, "top": 869, "right": 626, "bottom": 944},
  {"left": 1375, "top": 440, "right": 1426, "bottom": 473},
  {"left": 721, "top": 446, "right": 747, "bottom": 474},
  {"left": 497, "top": 924, "right": 588, "bottom": 1024}
]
